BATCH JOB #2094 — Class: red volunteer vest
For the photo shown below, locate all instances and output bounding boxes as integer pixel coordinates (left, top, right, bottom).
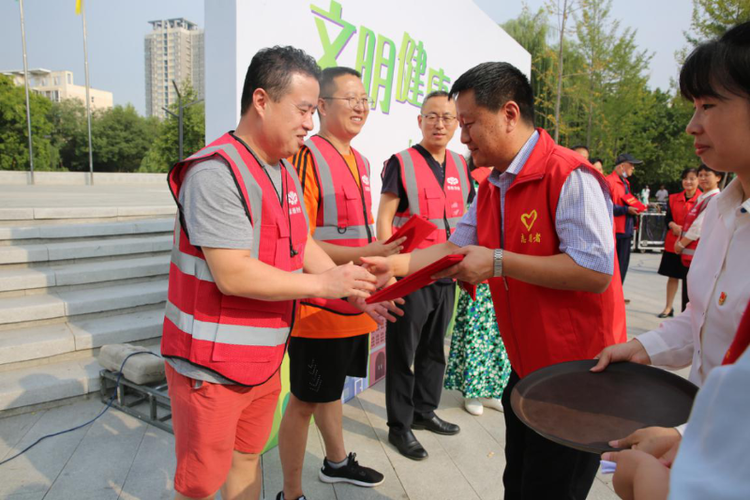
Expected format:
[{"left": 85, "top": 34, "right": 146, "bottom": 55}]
[
  {"left": 664, "top": 190, "right": 701, "bottom": 254},
  {"left": 477, "top": 129, "right": 627, "bottom": 378},
  {"left": 304, "top": 135, "right": 374, "bottom": 247},
  {"left": 681, "top": 190, "right": 719, "bottom": 267},
  {"left": 295, "top": 135, "right": 376, "bottom": 338},
  {"left": 606, "top": 171, "right": 631, "bottom": 234},
  {"left": 391, "top": 147, "right": 471, "bottom": 249},
  {"left": 161, "top": 132, "right": 309, "bottom": 386}
]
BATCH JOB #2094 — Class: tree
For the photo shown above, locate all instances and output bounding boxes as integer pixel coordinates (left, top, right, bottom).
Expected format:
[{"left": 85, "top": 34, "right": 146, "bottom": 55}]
[
  {"left": 46, "top": 98, "right": 88, "bottom": 171},
  {"left": 89, "top": 105, "right": 159, "bottom": 172},
  {"left": 0, "top": 75, "right": 55, "bottom": 171},
  {"left": 140, "top": 82, "right": 205, "bottom": 173},
  {"left": 685, "top": 0, "right": 750, "bottom": 45}
]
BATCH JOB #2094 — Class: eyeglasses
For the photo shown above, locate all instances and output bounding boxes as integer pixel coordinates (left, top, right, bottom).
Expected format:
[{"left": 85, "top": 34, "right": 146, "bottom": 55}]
[
  {"left": 421, "top": 113, "right": 457, "bottom": 125},
  {"left": 321, "top": 96, "right": 374, "bottom": 110}
]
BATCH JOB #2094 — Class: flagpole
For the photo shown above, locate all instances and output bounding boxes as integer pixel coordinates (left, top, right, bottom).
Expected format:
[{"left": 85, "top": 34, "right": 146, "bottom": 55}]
[
  {"left": 80, "top": 0, "right": 94, "bottom": 185},
  {"left": 18, "top": 0, "right": 35, "bottom": 185}
]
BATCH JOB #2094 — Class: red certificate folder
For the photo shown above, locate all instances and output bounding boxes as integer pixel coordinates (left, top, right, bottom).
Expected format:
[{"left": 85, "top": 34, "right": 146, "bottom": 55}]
[
  {"left": 366, "top": 255, "right": 464, "bottom": 304},
  {"left": 623, "top": 195, "right": 647, "bottom": 212},
  {"left": 385, "top": 215, "right": 438, "bottom": 253}
]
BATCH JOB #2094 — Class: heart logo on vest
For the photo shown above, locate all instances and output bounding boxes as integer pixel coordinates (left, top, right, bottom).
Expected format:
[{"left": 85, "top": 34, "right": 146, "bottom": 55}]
[
  {"left": 521, "top": 210, "right": 538, "bottom": 231},
  {"left": 447, "top": 177, "right": 459, "bottom": 186},
  {"left": 361, "top": 175, "right": 370, "bottom": 186},
  {"left": 287, "top": 192, "right": 299, "bottom": 205}
]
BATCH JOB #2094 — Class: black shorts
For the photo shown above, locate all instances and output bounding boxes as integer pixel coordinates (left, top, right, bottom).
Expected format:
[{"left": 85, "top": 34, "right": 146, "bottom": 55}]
[{"left": 288, "top": 334, "right": 369, "bottom": 403}]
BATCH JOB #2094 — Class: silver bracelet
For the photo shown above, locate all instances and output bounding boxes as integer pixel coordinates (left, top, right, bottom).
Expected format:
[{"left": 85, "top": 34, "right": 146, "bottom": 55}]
[{"left": 493, "top": 248, "right": 504, "bottom": 277}]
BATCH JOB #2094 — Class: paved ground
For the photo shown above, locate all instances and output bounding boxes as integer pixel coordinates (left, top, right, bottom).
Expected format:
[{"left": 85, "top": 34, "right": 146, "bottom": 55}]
[
  {"left": 0, "top": 184, "right": 174, "bottom": 209},
  {"left": 0, "top": 251, "right": 682, "bottom": 500}
]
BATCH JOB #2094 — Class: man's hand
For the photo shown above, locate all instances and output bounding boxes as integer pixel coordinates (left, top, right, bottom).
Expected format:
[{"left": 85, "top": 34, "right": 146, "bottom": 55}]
[
  {"left": 350, "top": 296, "right": 405, "bottom": 323},
  {"left": 432, "top": 245, "right": 493, "bottom": 284},
  {"left": 609, "top": 427, "right": 682, "bottom": 457},
  {"left": 590, "top": 339, "right": 652, "bottom": 372},
  {"left": 364, "top": 237, "right": 406, "bottom": 257},
  {"left": 668, "top": 222, "right": 681, "bottom": 237},
  {"left": 318, "top": 262, "right": 376, "bottom": 299},
  {"left": 360, "top": 256, "right": 395, "bottom": 289},
  {"left": 627, "top": 206, "right": 640, "bottom": 215}
]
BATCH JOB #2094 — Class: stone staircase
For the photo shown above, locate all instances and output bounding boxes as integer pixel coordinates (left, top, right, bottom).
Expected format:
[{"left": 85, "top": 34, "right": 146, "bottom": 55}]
[{"left": 0, "top": 206, "right": 175, "bottom": 412}]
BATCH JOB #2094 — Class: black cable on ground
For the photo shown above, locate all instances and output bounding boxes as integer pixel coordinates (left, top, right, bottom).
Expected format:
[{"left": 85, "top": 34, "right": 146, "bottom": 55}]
[{"left": 0, "top": 350, "right": 162, "bottom": 466}]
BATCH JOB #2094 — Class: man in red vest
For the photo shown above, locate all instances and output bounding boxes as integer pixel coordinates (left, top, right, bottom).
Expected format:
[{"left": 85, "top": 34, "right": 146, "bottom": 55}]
[
  {"left": 376, "top": 91, "right": 474, "bottom": 460},
  {"left": 606, "top": 154, "right": 643, "bottom": 284},
  {"left": 365, "top": 62, "right": 627, "bottom": 499},
  {"left": 162, "top": 47, "right": 385, "bottom": 500},
  {"left": 277, "top": 67, "right": 404, "bottom": 500}
]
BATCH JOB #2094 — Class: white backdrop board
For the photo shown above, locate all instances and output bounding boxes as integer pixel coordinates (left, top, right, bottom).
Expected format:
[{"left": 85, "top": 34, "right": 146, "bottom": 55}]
[{"left": 205, "top": 0, "right": 531, "bottom": 210}]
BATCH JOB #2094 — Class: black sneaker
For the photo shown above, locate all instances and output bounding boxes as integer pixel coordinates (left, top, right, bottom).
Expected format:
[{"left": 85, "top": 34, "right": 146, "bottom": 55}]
[
  {"left": 275, "top": 493, "right": 307, "bottom": 500},
  {"left": 318, "top": 452, "right": 385, "bottom": 487}
]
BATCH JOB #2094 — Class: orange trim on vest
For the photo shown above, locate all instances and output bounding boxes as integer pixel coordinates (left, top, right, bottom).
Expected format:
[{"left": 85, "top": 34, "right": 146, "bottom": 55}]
[
  {"left": 477, "top": 129, "right": 627, "bottom": 378},
  {"left": 293, "top": 135, "right": 377, "bottom": 339}
]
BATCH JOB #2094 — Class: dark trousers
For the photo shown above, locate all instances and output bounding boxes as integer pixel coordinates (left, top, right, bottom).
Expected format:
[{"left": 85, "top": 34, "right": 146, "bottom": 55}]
[
  {"left": 616, "top": 235, "right": 632, "bottom": 283},
  {"left": 502, "top": 371, "right": 600, "bottom": 500},
  {"left": 682, "top": 276, "right": 690, "bottom": 312},
  {"left": 385, "top": 282, "right": 456, "bottom": 434}
]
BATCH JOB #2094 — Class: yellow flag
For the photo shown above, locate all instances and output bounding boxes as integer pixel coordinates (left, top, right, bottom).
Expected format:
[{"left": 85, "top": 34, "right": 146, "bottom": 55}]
[{"left": 75, "top": 0, "right": 82, "bottom": 15}]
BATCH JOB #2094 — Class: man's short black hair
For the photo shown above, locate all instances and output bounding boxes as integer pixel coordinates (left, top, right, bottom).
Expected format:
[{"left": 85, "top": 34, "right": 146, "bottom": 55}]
[
  {"left": 421, "top": 90, "right": 451, "bottom": 112},
  {"left": 572, "top": 144, "right": 589, "bottom": 153},
  {"left": 590, "top": 157, "right": 603, "bottom": 165},
  {"left": 449, "top": 62, "right": 534, "bottom": 124},
  {"left": 240, "top": 46, "right": 321, "bottom": 115},
  {"left": 680, "top": 21, "right": 750, "bottom": 101},
  {"left": 320, "top": 66, "right": 362, "bottom": 98}
]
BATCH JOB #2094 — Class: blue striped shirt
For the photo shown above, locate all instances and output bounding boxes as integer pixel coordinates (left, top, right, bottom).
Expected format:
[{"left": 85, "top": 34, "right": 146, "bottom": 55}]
[{"left": 449, "top": 131, "right": 615, "bottom": 275}]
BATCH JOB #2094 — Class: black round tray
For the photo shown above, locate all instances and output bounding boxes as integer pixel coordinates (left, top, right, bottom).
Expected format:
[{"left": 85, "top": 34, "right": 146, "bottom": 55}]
[{"left": 510, "top": 360, "right": 698, "bottom": 453}]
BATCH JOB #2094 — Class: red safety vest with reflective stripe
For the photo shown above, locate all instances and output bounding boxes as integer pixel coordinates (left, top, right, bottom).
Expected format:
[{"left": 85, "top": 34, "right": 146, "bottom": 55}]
[
  {"left": 664, "top": 190, "right": 701, "bottom": 254},
  {"left": 391, "top": 147, "right": 470, "bottom": 249},
  {"left": 606, "top": 171, "right": 631, "bottom": 235},
  {"left": 680, "top": 191, "right": 719, "bottom": 267},
  {"left": 294, "top": 135, "right": 377, "bottom": 339},
  {"left": 304, "top": 135, "right": 374, "bottom": 247},
  {"left": 476, "top": 129, "right": 627, "bottom": 378},
  {"left": 161, "top": 132, "right": 309, "bottom": 386}
]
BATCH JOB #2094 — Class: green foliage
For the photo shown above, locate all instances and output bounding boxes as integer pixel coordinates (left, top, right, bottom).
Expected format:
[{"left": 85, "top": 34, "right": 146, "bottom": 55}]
[
  {"left": 89, "top": 105, "right": 159, "bottom": 172},
  {"left": 686, "top": 0, "right": 750, "bottom": 45},
  {"left": 502, "top": 0, "right": 695, "bottom": 191},
  {"left": 0, "top": 75, "right": 55, "bottom": 171},
  {"left": 140, "top": 82, "right": 205, "bottom": 173}
]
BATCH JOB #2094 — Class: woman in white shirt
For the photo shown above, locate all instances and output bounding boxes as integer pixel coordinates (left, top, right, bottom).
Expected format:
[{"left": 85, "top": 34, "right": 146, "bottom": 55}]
[{"left": 591, "top": 19, "right": 750, "bottom": 463}]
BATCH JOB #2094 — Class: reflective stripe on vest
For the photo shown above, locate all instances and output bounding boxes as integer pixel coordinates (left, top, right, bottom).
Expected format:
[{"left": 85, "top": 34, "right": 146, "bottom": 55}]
[
  {"left": 164, "top": 300, "right": 288, "bottom": 347},
  {"left": 392, "top": 149, "right": 471, "bottom": 230},
  {"left": 305, "top": 137, "right": 374, "bottom": 243}
]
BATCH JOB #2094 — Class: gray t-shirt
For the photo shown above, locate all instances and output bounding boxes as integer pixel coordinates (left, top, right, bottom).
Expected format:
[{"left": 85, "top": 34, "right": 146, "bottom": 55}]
[{"left": 167, "top": 157, "right": 284, "bottom": 385}]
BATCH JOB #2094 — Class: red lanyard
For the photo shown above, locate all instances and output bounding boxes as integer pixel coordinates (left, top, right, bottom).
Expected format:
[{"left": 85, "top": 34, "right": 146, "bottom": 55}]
[{"left": 722, "top": 300, "right": 750, "bottom": 365}]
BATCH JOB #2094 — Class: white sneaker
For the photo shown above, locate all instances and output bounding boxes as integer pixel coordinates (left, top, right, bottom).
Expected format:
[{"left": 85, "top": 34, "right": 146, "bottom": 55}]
[
  {"left": 481, "top": 398, "right": 504, "bottom": 413},
  {"left": 464, "top": 398, "right": 483, "bottom": 416}
]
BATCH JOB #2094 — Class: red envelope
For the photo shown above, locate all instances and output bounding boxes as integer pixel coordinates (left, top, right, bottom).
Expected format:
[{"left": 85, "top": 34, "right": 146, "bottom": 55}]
[
  {"left": 366, "top": 255, "right": 464, "bottom": 304},
  {"left": 623, "top": 195, "right": 647, "bottom": 212},
  {"left": 385, "top": 215, "right": 438, "bottom": 253},
  {"left": 460, "top": 282, "right": 477, "bottom": 300}
]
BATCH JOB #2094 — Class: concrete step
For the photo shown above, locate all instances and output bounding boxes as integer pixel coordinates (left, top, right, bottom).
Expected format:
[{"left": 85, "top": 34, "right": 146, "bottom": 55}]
[
  {"left": 0, "top": 205, "right": 175, "bottom": 223},
  {"left": 0, "top": 255, "right": 170, "bottom": 293},
  {"left": 0, "top": 218, "right": 173, "bottom": 244},
  {"left": 0, "top": 342, "right": 162, "bottom": 412},
  {"left": 0, "top": 306, "right": 164, "bottom": 367},
  {"left": 0, "top": 234, "right": 172, "bottom": 265},
  {"left": 0, "top": 280, "right": 168, "bottom": 327}
]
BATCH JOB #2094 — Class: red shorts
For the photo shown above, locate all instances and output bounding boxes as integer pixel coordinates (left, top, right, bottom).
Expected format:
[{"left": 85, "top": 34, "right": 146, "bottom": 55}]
[{"left": 165, "top": 363, "right": 281, "bottom": 498}]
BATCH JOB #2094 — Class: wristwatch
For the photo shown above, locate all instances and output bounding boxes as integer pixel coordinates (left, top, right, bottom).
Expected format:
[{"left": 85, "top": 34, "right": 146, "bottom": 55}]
[{"left": 493, "top": 248, "right": 504, "bottom": 277}]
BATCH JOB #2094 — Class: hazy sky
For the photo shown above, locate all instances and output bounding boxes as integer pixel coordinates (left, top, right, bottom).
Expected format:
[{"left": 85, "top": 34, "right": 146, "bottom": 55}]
[{"left": 0, "top": 1, "right": 692, "bottom": 116}]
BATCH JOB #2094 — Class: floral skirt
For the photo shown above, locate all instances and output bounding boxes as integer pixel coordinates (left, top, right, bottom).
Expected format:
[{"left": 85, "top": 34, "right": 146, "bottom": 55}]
[{"left": 444, "top": 283, "right": 511, "bottom": 399}]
